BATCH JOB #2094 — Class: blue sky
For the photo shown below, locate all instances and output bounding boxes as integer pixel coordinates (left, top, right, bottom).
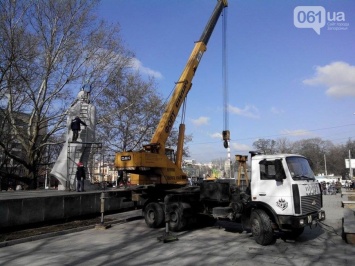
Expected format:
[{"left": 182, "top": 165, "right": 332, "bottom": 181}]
[{"left": 97, "top": 0, "right": 355, "bottom": 163}]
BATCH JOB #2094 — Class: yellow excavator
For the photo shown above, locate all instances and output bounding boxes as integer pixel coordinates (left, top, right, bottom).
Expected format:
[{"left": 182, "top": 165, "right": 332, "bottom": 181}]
[{"left": 114, "top": 0, "right": 228, "bottom": 186}]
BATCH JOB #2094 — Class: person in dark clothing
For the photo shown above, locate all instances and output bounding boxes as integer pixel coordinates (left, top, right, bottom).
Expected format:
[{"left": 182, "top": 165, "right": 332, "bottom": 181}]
[
  {"left": 335, "top": 179, "right": 342, "bottom": 194},
  {"left": 76, "top": 162, "right": 86, "bottom": 192},
  {"left": 117, "top": 170, "right": 124, "bottom": 187},
  {"left": 117, "top": 170, "right": 128, "bottom": 188},
  {"left": 71, "top": 116, "right": 87, "bottom": 142}
]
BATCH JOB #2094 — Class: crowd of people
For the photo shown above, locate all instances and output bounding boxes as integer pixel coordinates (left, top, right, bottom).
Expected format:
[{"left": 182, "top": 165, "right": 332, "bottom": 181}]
[{"left": 320, "top": 179, "right": 355, "bottom": 195}]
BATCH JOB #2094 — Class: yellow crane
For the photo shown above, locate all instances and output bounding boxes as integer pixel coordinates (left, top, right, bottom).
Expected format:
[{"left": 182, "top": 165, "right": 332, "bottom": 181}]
[{"left": 114, "top": 0, "right": 228, "bottom": 186}]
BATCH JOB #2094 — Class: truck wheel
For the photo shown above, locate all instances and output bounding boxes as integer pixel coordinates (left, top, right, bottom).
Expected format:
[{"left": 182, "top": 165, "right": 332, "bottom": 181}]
[
  {"left": 168, "top": 203, "right": 187, "bottom": 232},
  {"left": 250, "top": 209, "right": 275, "bottom": 245},
  {"left": 144, "top": 202, "right": 164, "bottom": 228}
]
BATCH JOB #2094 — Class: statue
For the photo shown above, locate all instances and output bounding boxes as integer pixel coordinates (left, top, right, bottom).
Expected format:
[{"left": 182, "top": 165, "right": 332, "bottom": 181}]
[{"left": 50, "top": 86, "right": 97, "bottom": 190}]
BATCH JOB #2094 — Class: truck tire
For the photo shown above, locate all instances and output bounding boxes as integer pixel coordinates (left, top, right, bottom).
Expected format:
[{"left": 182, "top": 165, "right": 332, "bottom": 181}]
[
  {"left": 168, "top": 202, "right": 187, "bottom": 232},
  {"left": 144, "top": 202, "right": 165, "bottom": 228},
  {"left": 250, "top": 209, "right": 275, "bottom": 245}
]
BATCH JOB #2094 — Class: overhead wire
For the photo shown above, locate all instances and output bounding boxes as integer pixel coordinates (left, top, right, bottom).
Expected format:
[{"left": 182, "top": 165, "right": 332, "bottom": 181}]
[
  {"left": 233, "top": 123, "right": 355, "bottom": 142},
  {"left": 187, "top": 123, "right": 355, "bottom": 146}
]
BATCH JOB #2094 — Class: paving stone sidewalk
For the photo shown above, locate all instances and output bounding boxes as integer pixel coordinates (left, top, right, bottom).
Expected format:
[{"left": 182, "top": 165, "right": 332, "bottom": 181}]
[{"left": 0, "top": 193, "right": 354, "bottom": 266}]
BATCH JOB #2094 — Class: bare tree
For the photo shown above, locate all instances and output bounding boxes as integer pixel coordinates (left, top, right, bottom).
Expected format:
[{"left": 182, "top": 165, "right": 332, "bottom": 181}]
[
  {"left": 326, "top": 144, "right": 346, "bottom": 178},
  {"left": 95, "top": 68, "right": 193, "bottom": 159},
  {"left": 96, "top": 70, "right": 163, "bottom": 153},
  {"left": 340, "top": 139, "right": 355, "bottom": 179},
  {"left": 0, "top": 0, "right": 132, "bottom": 188},
  {"left": 292, "top": 138, "right": 334, "bottom": 175},
  {"left": 274, "top": 137, "right": 293, "bottom": 153},
  {"left": 252, "top": 138, "right": 276, "bottom": 154}
]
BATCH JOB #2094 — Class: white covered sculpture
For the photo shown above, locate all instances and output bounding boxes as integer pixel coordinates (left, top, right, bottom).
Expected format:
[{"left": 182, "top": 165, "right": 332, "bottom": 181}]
[{"left": 50, "top": 87, "right": 97, "bottom": 190}]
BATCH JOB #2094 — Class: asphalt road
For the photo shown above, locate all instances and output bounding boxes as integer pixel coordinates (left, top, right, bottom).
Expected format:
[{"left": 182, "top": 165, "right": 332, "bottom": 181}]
[{"left": 0, "top": 194, "right": 354, "bottom": 266}]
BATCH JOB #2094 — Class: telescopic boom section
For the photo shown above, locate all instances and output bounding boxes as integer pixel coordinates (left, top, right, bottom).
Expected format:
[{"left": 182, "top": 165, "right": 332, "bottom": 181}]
[{"left": 146, "top": 0, "right": 228, "bottom": 155}]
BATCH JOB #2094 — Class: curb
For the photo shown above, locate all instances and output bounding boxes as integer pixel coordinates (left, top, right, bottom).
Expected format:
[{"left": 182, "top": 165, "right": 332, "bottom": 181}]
[{"left": 0, "top": 215, "right": 142, "bottom": 248}]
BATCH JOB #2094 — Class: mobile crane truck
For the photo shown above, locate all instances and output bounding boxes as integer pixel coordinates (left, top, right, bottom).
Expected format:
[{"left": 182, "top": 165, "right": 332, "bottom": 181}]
[
  {"left": 115, "top": 0, "right": 229, "bottom": 190},
  {"left": 114, "top": 0, "right": 325, "bottom": 245}
]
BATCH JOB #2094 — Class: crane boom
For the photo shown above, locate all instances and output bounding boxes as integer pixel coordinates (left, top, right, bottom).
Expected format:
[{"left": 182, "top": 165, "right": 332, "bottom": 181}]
[
  {"left": 148, "top": 0, "right": 228, "bottom": 155},
  {"left": 115, "top": 0, "right": 228, "bottom": 185}
]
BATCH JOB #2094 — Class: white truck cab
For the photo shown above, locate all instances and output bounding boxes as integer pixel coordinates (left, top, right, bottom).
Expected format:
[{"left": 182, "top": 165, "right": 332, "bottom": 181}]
[{"left": 249, "top": 153, "right": 326, "bottom": 244}]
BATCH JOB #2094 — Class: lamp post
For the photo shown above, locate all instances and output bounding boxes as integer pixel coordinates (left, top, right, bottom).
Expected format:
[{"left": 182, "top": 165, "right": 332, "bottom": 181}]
[
  {"left": 45, "top": 165, "right": 49, "bottom": 189},
  {"left": 101, "top": 153, "right": 105, "bottom": 189},
  {"left": 44, "top": 144, "right": 54, "bottom": 189},
  {"left": 349, "top": 150, "right": 353, "bottom": 179}
]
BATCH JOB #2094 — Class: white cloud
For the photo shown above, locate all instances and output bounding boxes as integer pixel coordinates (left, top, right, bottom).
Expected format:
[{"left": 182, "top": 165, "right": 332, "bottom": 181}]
[
  {"left": 303, "top": 61, "right": 355, "bottom": 97},
  {"left": 210, "top": 132, "right": 222, "bottom": 139},
  {"left": 280, "top": 129, "right": 314, "bottom": 137},
  {"left": 271, "top": 106, "right": 284, "bottom": 115},
  {"left": 230, "top": 142, "right": 250, "bottom": 151},
  {"left": 228, "top": 104, "right": 259, "bottom": 119},
  {"left": 191, "top": 116, "right": 210, "bottom": 126},
  {"left": 130, "top": 58, "right": 163, "bottom": 79}
]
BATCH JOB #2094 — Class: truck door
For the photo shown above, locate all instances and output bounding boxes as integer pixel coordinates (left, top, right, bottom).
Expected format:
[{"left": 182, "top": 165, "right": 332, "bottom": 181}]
[{"left": 252, "top": 159, "right": 295, "bottom": 215}]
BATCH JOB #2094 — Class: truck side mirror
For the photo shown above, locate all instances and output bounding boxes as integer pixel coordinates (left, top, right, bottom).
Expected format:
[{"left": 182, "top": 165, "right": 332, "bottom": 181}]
[{"left": 275, "top": 159, "right": 286, "bottom": 182}]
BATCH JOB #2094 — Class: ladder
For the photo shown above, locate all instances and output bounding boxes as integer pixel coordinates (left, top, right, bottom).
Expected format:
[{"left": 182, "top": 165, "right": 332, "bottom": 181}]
[
  {"left": 235, "top": 155, "right": 249, "bottom": 191},
  {"left": 66, "top": 101, "right": 101, "bottom": 190}
]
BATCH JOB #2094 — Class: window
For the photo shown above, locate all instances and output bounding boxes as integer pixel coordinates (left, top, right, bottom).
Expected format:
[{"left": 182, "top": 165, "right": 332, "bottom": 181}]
[
  {"left": 260, "top": 160, "right": 277, "bottom": 180},
  {"left": 286, "top": 156, "right": 315, "bottom": 181},
  {"left": 165, "top": 148, "right": 175, "bottom": 162}
]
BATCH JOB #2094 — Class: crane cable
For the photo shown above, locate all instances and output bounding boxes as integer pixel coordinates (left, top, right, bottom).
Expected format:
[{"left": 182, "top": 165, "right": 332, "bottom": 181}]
[{"left": 222, "top": 7, "right": 230, "bottom": 149}]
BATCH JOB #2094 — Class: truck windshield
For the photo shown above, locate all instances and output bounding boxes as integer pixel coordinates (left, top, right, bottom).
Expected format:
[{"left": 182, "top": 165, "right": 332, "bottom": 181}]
[{"left": 286, "top": 156, "right": 315, "bottom": 181}]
